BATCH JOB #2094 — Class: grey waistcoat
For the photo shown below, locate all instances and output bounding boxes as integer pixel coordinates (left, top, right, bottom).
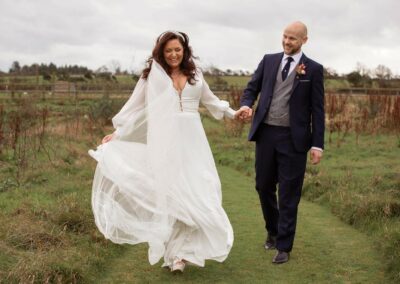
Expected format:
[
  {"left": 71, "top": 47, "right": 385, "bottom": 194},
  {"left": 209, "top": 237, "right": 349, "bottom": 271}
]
[{"left": 264, "top": 63, "right": 297, "bottom": 127}]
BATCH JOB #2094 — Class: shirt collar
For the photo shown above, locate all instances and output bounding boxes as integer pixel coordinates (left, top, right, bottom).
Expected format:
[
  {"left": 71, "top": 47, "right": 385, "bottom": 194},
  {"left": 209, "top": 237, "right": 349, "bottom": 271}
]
[{"left": 283, "top": 51, "right": 303, "bottom": 65}]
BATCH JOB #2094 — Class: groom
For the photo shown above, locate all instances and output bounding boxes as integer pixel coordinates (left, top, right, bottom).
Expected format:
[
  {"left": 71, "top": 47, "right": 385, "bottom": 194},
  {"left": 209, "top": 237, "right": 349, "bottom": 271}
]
[{"left": 235, "top": 21, "right": 325, "bottom": 264}]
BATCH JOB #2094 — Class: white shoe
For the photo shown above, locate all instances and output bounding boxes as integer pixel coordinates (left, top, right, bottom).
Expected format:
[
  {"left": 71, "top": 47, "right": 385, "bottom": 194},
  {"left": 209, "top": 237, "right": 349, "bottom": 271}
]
[{"left": 171, "top": 257, "right": 185, "bottom": 273}]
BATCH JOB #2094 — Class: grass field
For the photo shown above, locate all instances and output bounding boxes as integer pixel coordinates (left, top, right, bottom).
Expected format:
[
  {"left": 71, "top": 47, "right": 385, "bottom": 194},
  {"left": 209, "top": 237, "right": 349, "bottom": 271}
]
[
  {"left": 0, "top": 74, "right": 367, "bottom": 92},
  {"left": 204, "top": 115, "right": 400, "bottom": 282},
  {"left": 96, "top": 166, "right": 386, "bottom": 283},
  {"left": 0, "top": 98, "right": 399, "bottom": 282}
]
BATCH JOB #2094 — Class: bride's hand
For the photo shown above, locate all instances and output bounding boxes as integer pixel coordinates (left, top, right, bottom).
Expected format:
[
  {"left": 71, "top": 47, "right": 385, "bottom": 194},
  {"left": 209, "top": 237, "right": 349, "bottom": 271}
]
[
  {"left": 234, "top": 106, "right": 252, "bottom": 122},
  {"left": 102, "top": 133, "right": 115, "bottom": 144}
]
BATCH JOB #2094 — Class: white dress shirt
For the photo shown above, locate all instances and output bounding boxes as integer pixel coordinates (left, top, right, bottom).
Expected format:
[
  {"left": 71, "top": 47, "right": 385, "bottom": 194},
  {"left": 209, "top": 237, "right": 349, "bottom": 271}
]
[{"left": 281, "top": 51, "right": 303, "bottom": 75}]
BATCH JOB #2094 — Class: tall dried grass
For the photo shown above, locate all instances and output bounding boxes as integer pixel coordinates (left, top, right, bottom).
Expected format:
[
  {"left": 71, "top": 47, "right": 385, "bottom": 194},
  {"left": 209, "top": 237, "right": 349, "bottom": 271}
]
[
  {"left": 325, "top": 93, "right": 400, "bottom": 146},
  {"left": 224, "top": 87, "right": 244, "bottom": 137}
]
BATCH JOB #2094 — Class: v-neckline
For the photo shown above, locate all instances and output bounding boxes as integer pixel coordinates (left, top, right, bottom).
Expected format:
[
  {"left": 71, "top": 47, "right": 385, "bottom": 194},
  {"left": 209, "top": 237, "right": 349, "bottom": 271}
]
[{"left": 171, "top": 77, "right": 188, "bottom": 94}]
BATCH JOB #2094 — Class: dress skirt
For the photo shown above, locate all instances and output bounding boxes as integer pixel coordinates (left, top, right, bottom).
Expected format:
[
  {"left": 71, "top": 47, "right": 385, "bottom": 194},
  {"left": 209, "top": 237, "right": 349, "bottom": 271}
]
[{"left": 89, "top": 112, "right": 233, "bottom": 267}]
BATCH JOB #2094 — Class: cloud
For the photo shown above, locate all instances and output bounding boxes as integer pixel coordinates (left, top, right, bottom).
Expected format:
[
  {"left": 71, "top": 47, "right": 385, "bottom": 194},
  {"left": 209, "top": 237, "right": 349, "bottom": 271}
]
[{"left": 0, "top": 0, "right": 399, "bottom": 75}]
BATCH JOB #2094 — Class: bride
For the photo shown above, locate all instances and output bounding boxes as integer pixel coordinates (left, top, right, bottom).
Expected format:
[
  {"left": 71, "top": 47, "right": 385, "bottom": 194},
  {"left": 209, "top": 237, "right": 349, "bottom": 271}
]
[{"left": 89, "top": 31, "right": 236, "bottom": 273}]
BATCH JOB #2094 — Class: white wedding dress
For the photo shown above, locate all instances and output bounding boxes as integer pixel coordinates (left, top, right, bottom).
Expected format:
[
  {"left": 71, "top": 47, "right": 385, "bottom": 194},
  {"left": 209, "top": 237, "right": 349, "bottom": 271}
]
[{"left": 88, "top": 62, "right": 234, "bottom": 267}]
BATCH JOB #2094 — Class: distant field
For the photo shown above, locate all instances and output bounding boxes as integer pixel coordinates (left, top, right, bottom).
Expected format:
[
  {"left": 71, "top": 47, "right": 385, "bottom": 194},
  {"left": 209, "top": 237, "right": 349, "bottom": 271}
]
[
  {"left": 0, "top": 75, "right": 360, "bottom": 89},
  {"left": 219, "top": 75, "right": 251, "bottom": 87}
]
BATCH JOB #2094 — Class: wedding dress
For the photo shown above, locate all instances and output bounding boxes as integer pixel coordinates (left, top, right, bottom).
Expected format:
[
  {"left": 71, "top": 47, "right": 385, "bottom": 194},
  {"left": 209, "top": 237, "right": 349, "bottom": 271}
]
[{"left": 88, "top": 61, "right": 234, "bottom": 267}]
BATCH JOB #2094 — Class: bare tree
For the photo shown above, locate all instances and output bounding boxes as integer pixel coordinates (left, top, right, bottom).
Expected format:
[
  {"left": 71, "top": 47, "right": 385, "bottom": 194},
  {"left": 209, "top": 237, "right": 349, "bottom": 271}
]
[
  {"left": 108, "top": 60, "right": 122, "bottom": 75},
  {"left": 375, "top": 65, "right": 393, "bottom": 88},
  {"left": 356, "top": 62, "right": 371, "bottom": 77},
  {"left": 375, "top": 64, "right": 392, "bottom": 80},
  {"left": 324, "top": 67, "right": 338, "bottom": 79}
]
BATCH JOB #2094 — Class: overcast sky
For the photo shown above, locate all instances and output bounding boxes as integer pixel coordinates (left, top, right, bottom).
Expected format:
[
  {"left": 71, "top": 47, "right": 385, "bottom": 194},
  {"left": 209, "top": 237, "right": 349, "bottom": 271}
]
[{"left": 1, "top": 0, "right": 399, "bottom": 75}]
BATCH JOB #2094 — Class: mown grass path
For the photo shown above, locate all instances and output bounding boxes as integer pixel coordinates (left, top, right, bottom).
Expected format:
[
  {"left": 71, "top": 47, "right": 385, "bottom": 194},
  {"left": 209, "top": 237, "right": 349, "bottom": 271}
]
[{"left": 97, "top": 166, "right": 386, "bottom": 283}]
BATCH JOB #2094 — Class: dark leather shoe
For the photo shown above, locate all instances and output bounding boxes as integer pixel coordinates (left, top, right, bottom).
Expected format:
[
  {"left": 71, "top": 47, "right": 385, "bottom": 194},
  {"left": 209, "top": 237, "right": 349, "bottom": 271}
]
[
  {"left": 264, "top": 234, "right": 276, "bottom": 250},
  {"left": 272, "top": 251, "right": 289, "bottom": 264}
]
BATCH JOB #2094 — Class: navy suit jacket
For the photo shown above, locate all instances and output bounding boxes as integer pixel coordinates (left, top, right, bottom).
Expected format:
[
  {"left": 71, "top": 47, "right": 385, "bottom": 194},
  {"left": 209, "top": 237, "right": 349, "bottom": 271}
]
[{"left": 241, "top": 52, "right": 325, "bottom": 152}]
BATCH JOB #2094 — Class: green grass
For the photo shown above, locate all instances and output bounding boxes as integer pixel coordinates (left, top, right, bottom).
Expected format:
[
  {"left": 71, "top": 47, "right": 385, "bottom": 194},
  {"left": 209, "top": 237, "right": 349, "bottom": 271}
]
[
  {"left": 96, "top": 166, "right": 386, "bottom": 283},
  {"left": 325, "top": 78, "right": 351, "bottom": 89},
  {"left": 203, "top": 115, "right": 400, "bottom": 281},
  {"left": 220, "top": 76, "right": 251, "bottom": 87},
  {"left": 302, "top": 132, "right": 400, "bottom": 281},
  {"left": 114, "top": 75, "right": 137, "bottom": 84},
  {"left": 0, "top": 109, "right": 398, "bottom": 282},
  {"left": 0, "top": 75, "right": 47, "bottom": 84},
  {"left": 0, "top": 134, "right": 125, "bottom": 282}
]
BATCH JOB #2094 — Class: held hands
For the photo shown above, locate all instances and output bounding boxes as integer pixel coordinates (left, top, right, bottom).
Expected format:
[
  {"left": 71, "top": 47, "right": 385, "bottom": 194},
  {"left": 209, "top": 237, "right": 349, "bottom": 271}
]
[
  {"left": 102, "top": 133, "right": 115, "bottom": 144},
  {"left": 310, "top": 149, "right": 323, "bottom": 165},
  {"left": 234, "top": 106, "right": 253, "bottom": 122}
]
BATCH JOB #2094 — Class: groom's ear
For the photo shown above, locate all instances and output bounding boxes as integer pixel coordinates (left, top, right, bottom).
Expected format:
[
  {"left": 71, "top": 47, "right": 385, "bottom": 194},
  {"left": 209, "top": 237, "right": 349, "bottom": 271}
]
[{"left": 302, "top": 36, "right": 308, "bottom": 45}]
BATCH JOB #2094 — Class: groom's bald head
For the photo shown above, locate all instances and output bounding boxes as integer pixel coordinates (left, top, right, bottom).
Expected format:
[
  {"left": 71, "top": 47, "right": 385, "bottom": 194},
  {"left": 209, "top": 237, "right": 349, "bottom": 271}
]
[
  {"left": 282, "top": 21, "right": 308, "bottom": 55},
  {"left": 285, "top": 21, "right": 308, "bottom": 39}
]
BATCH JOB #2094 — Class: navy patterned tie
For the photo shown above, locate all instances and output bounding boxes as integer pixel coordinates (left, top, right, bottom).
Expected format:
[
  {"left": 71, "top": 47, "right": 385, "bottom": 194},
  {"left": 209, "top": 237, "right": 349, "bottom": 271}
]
[{"left": 281, "top": 57, "right": 294, "bottom": 81}]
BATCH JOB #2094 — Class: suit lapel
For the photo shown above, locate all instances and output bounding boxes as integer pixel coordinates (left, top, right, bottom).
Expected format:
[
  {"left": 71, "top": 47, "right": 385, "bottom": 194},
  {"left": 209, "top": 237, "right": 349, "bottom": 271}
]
[
  {"left": 268, "top": 53, "right": 284, "bottom": 94},
  {"left": 291, "top": 53, "right": 309, "bottom": 92}
]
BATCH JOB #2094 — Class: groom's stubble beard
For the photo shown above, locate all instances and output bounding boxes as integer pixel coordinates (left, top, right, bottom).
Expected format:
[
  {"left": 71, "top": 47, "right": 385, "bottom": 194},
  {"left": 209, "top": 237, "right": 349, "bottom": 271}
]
[{"left": 283, "top": 42, "right": 302, "bottom": 56}]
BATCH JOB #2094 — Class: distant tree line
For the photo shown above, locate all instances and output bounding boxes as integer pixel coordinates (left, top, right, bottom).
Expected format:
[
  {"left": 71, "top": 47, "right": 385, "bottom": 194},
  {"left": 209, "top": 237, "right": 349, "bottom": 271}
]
[
  {"left": 203, "top": 63, "right": 398, "bottom": 88},
  {"left": 6, "top": 61, "right": 136, "bottom": 82},
  {"left": 324, "top": 62, "right": 398, "bottom": 88},
  {"left": 3, "top": 60, "right": 399, "bottom": 88},
  {"left": 202, "top": 65, "right": 252, "bottom": 76},
  {"left": 8, "top": 61, "right": 91, "bottom": 79}
]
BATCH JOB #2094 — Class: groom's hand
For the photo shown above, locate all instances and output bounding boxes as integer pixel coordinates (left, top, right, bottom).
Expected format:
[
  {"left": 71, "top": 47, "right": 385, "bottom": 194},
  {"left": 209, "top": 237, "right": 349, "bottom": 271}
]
[
  {"left": 310, "top": 149, "right": 323, "bottom": 165},
  {"left": 235, "top": 106, "right": 253, "bottom": 122}
]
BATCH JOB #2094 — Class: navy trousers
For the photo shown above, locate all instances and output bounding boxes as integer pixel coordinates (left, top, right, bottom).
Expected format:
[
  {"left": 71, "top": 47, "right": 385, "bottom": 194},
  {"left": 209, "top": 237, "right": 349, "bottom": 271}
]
[{"left": 255, "top": 123, "right": 307, "bottom": 252}]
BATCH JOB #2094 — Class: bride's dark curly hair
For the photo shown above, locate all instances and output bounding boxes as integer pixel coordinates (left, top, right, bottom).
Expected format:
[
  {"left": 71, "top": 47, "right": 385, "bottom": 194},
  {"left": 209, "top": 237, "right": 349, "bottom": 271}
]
[{"left": 142, "top": 31, "right": 198, "bottom": 84}]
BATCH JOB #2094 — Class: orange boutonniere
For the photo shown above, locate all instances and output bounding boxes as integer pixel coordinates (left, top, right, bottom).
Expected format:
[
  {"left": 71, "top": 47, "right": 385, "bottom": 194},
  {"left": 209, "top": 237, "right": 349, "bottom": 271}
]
[{"left": 296, "top": 63, "right": 306, "bottom": 76}]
